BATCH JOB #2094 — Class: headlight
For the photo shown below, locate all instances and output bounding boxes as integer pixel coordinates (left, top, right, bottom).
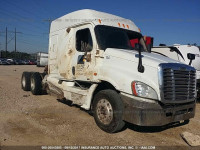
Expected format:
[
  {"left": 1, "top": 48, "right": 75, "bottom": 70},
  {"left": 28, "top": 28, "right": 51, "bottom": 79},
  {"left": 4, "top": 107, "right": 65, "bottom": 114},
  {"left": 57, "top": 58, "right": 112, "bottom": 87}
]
[{"left": 131, "top": 81, "right": 158, "bottom": 100}]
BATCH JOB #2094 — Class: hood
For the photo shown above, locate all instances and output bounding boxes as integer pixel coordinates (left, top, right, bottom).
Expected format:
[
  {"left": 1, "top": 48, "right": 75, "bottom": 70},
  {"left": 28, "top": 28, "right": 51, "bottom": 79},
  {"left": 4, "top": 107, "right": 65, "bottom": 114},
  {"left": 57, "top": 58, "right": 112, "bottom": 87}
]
[{"left": 104, "top": 48, "right": 181, "bottom": 68}]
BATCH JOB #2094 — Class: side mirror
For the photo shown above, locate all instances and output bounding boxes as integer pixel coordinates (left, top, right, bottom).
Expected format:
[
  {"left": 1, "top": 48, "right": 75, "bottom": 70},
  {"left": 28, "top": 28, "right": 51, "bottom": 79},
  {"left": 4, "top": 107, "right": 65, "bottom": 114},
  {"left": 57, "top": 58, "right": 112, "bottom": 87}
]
[
  {"left": 187, "top": 53, "right": 195, "bottom": 60},
  {"left": 135, "top": 43, "right": 144, "bottom": 73},
  {"left": 147, "top": 44, "right": 151, "bottom": 52},
  {"left": 187, "top": 53, "right": 195, "bottom": 65}
]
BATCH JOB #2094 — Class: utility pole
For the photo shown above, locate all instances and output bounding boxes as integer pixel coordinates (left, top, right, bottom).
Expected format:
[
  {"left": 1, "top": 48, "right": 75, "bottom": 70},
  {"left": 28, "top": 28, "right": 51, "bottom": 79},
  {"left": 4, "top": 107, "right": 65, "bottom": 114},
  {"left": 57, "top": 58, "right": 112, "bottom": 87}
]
[
  {"left": 0, "top": 43, "right": 1, "bottom": 58},
  {"left": 0, "top": 29, "right": 5, "bottom": 58},
  {"left": 15, "top": 28, "right": 17, "bottom": 59},
  {"left": 15, "top": 28, "right": 16, "bottom": 53},
  {"left": 12, "top": 28, "right": 22, "bottom": 59},
  {"left": 1, "top": 27, "right": 21, "bottom": 59},
  {"left": 5, "top": 27, "right": 7, "bottom": 58}
]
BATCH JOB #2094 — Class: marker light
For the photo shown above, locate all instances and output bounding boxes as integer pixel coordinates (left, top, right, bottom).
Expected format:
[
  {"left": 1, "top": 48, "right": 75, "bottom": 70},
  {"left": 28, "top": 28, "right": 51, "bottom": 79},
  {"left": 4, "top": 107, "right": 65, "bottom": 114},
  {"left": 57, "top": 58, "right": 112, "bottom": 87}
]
[{"left": 118, "top": 23, "right": 121, "bottom": 27}]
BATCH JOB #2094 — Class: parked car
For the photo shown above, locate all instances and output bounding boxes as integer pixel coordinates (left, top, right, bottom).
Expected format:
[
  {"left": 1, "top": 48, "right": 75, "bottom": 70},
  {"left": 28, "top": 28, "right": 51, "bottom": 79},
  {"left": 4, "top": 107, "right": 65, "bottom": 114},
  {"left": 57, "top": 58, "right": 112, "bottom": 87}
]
[
  {"left": 22, "top": 60, "right": 29, "bottom": 65},
  {"left": 14, "top": 59, "right": 24, "bottom": 65},
  {"left": 28, "top": 60, "right": 37, "bottom": 65},
  {"left": 6, "top": 58, "right": 14, "bottom": 65},
  {"left": 0, "top": 58, "right": 9, "bottom": 65}
]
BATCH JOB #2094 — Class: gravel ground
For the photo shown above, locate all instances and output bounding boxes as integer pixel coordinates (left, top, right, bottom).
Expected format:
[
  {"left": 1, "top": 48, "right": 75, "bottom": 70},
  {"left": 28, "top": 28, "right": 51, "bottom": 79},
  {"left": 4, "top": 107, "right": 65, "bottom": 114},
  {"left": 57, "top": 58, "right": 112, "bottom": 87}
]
[{"left": 0, "top": 65, "right": 200, "bottom": 149}]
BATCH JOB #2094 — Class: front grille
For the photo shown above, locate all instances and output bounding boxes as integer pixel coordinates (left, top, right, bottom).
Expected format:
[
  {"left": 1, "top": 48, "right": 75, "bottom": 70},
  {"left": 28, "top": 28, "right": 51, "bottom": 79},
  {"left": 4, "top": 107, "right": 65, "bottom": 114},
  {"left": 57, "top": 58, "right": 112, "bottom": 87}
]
[{"left": 159, "top": 63, "right": 196, "bottom": 103}]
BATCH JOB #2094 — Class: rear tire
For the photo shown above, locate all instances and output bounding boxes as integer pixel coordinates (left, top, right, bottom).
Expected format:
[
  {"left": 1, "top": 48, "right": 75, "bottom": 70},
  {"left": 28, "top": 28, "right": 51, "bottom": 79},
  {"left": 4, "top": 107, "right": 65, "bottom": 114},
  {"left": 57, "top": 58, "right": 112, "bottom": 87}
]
[
  {"left": 93, "top": 89, "right": 125, "bottom": 133},
  {"left": 21, "top": 72, "right": 32, "bottom": 91},
  {"left": 30, "top": 72, "right": 42, "bottom": 95}
]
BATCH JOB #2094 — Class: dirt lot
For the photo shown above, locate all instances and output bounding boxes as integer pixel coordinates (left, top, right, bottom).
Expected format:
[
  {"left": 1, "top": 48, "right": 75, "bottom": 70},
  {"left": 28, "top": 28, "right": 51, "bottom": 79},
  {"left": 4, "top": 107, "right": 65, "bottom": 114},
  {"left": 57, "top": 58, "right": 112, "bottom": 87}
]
[{"left": 0, "top": 65, "right": 200, "bottom": 149}]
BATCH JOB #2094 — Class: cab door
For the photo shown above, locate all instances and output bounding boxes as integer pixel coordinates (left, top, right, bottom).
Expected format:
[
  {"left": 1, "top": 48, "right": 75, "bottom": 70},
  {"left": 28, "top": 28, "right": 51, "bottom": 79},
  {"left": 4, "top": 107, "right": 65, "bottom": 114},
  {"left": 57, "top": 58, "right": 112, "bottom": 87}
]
[{"left": 71, "top": 24, "right": 96, "bottom": 81}]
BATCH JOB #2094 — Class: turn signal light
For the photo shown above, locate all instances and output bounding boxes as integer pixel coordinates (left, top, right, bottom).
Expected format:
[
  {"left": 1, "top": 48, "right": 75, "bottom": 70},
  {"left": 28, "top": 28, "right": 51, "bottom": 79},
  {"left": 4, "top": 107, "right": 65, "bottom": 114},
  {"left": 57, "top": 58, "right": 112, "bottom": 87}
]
[
  {"left": 118, "top": 23, "right": 121, "bottom": 27},
  {"left": 131, "top": 81, "right": 138, "bottom": 96}
]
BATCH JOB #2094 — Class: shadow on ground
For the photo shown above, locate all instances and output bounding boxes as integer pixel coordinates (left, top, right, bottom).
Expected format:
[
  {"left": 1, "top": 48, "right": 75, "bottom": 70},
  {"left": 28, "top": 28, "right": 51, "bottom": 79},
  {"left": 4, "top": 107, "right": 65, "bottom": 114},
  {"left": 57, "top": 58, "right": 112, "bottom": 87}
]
[
  {"left": 123, "top": 120, "right": 189, "bottom": 133},
  {"left": 57, "top": 98, "right": 190, "bottom": 133}
]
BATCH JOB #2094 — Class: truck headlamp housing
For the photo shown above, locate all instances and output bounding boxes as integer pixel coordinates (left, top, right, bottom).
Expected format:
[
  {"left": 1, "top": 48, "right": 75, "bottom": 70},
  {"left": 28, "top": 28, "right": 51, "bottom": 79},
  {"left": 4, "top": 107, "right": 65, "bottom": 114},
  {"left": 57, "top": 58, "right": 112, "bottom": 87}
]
[{"left": 132, "top": 81, "right": 158, "bottom": 100}]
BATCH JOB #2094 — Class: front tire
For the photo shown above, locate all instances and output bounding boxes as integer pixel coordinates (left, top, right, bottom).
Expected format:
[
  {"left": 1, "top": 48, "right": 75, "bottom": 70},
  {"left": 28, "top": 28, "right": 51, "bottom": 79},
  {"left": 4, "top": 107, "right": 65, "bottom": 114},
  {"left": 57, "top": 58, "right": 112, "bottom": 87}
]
[
  {"left": 30, "top": 72, "right": 42, "bottom": 95},
  {"left": 93, "top": 89, "right": 125, "bottom": 133}
]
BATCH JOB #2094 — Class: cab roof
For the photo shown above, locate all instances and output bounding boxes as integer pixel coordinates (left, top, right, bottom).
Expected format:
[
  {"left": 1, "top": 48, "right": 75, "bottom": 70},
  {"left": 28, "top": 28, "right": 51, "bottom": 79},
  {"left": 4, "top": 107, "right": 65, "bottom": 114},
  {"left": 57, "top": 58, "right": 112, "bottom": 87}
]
[{"left": 50, "top": 9, "right": 140, "bottom": 33}]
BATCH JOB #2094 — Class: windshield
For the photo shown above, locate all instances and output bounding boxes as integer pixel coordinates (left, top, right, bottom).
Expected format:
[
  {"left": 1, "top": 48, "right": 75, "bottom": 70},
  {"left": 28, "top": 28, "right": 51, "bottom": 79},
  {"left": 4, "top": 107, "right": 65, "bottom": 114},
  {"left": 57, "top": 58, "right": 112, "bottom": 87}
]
[{"left": 94, "top": 25, "right": 147, "bottom": 52}]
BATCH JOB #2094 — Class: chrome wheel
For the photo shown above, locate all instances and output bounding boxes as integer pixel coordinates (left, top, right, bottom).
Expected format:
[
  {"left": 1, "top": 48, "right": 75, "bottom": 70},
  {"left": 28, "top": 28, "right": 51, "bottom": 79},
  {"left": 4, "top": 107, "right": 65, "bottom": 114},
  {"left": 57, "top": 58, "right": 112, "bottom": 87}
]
[
  {"left": 22, "top": 76, "right": 26, "bottom": 88},
  {"left": 96, "top": 99, "right": 113, "bottom": 125},
  {"left": 31, "top": 78, "right": 35, "bottom": 90}
]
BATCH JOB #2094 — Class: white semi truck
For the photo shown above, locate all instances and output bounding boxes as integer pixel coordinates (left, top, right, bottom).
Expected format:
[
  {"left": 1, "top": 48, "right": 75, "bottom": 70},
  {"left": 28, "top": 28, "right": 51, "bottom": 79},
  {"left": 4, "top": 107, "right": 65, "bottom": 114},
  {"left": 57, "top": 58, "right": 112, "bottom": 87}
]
[
  {"left": 37, "top": 52, "right": 48, "bottom": 67},
  {"left": 21, "top": 9, "right": 196, "bottom": 133},
  {"left": 151, "top": 45, "right": 200, "bottom": 97}
]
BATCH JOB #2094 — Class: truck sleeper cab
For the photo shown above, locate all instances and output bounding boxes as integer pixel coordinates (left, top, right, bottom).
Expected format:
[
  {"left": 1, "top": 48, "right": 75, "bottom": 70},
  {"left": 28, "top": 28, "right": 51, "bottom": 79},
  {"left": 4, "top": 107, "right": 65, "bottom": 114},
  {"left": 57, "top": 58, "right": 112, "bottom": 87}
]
[{"left": 21, "top": 9, "right": 196, "bottom": 133}]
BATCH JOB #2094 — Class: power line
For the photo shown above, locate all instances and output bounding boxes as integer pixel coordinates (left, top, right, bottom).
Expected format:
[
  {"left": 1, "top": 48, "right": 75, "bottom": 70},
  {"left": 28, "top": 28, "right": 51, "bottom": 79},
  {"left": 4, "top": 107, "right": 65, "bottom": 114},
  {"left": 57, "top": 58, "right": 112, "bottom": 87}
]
[
  {"left": 43, "top": 18, "right": 53, "bottom": 34},
  {"left": 0, "top": 9, "right": 47, "bottom": 32},
  {"left": 22, "top": 33, "right": 48, "bottom": 37},
  {"left": 0, "top": 2, "right": 51, "bottom": 34},
  {"left": 7, "top": 36, "right": 15, "bottom": 44},
  {"left": 0, "top": 1, "right": 51, "bottom": 53},
  {"left": 0, "top": 10, "right": 49, "bottom": 49},
  {"left": 0, "top": 1, "right": 51, "bottom": 48},
  {"left": 1, "top": 0, "right": 47, "bottom": 22},
  {"left": 17, "top": 37, "right": 48, "bottom": 46},
  {"left": 18, "top": 40, "right": 48, "bottom": 50},
  {"left": 31, "top": 0, "right": 52, "bottom": 18}
]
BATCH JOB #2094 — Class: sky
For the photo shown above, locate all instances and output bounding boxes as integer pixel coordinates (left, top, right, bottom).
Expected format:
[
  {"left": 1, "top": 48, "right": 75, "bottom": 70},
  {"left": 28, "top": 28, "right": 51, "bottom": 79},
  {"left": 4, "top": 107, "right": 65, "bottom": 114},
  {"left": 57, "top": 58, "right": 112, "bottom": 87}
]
[{"left": 0, "top": 0, "right": 199, "bottom": 53}]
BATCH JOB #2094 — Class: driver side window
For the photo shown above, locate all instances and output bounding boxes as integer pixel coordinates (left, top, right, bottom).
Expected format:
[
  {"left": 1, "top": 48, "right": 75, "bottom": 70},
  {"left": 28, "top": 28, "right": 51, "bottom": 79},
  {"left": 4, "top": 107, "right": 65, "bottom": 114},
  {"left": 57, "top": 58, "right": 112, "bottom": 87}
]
[{"left": 76, "top": 28, "right": 93, "bottom": 52}]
